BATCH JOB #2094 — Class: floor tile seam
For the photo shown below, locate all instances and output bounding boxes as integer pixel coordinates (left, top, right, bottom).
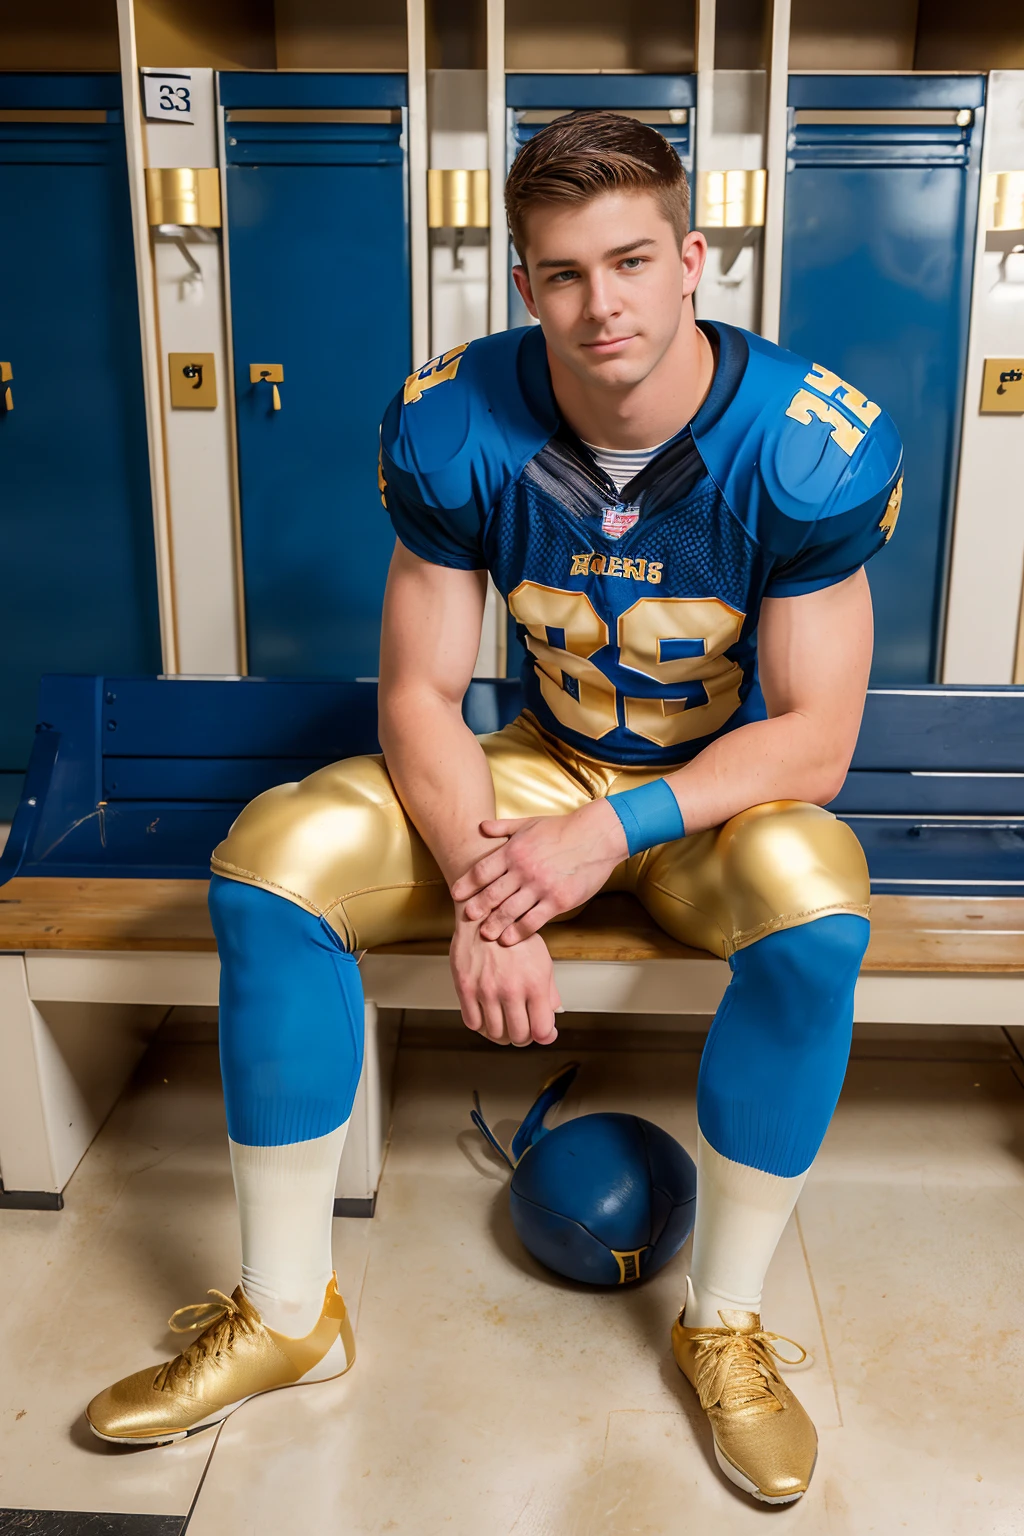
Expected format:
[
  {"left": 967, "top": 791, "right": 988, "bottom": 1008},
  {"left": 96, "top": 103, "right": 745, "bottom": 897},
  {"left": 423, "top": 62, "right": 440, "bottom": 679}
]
[
  {"left": 793, "top": 1205, "right": 844, "bottom": 1430},
  {"left": 0, "top": 1516, "right": 189, "bottom": 1535},
  {"left": 1000, "top": 1025, "right": 1024, "bottom": 1062},
  {"left": 849, "top": 1054, "right": 1020, "bottom": 1065},
  {"left": 179, "top": 1419, "right": 225, "bottom": 1533}
]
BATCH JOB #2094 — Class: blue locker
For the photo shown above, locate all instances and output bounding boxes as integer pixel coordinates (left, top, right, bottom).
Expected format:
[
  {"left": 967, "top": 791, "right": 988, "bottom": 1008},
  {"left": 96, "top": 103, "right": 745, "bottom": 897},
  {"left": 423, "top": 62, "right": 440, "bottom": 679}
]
[
  {"left": 505, "top": 74, "right": 697, "bottom": 329},
  {"left": 780, "top": 75, "right": 985, "bottom": 683},
  {"left": 0, "top": 74, "right": 160, "bottom": 820},
  {"left": 221, "top": 74, "right": 412, "bottom": 679}
]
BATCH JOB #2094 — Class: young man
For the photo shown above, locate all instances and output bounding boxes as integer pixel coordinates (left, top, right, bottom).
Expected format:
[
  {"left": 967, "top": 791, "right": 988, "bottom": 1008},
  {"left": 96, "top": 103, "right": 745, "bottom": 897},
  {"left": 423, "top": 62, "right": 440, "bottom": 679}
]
[{"left": 87, "top": 112, "right": 901, "bottom": 1505}]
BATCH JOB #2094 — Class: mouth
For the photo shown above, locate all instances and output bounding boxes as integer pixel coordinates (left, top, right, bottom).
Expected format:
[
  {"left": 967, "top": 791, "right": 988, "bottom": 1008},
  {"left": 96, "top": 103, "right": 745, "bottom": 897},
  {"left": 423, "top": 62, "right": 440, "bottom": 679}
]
[{"left": 581, "top": 335, "right": 636, "bottom": 356}]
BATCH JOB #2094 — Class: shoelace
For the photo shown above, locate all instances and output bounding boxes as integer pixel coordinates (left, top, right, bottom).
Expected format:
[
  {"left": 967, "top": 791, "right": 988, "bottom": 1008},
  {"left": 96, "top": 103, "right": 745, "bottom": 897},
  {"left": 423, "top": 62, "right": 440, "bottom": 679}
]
[
  {"left": 690, "top": 1322, "right": 807, "bottom": 1415},
  {"left": 154, "top": 1290, "right": 257, "bottom": 1393}
]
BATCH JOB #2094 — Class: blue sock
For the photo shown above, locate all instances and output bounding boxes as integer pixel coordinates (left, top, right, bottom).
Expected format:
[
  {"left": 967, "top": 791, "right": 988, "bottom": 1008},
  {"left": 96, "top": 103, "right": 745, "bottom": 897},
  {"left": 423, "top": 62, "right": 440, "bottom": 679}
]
[
  {"left": 209, "top": 874, "right": 365, "bottom": 1148},
  {"left": 696, "top": 914, "right": 869, "bottom": 1178}
]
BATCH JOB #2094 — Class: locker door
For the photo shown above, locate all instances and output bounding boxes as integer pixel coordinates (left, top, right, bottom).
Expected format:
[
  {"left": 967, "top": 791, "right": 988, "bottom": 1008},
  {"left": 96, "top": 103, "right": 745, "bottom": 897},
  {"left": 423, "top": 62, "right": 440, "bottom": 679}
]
[
  {"left": 780, "top": 76, "right": 985, "bottom": 684},
  {"left": 222, "top": 75, "right": 411, "bottom": 679},
  {"left": 505, "top": 75, "right": 697, "bottom": 330},
  {"left": 0, "top": 74, "right": 160, "bottom": 819}
]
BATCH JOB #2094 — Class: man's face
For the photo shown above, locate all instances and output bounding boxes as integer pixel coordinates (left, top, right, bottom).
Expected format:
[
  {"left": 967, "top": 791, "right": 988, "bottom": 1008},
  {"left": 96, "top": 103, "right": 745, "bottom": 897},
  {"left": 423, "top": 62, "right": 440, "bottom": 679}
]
[{"left": 512, "top": 189, "right": 706, "bottom": 391}]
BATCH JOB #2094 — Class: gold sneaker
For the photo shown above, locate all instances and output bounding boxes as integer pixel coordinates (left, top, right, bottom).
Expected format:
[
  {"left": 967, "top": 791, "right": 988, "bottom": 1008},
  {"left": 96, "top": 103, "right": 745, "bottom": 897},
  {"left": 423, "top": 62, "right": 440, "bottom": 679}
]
[
  {"left": 86, "top": 1275, "right": 355, "bottom": 1447},
  {"left": 672, "top": 1295, "right": 816, "bottom": 1505}
]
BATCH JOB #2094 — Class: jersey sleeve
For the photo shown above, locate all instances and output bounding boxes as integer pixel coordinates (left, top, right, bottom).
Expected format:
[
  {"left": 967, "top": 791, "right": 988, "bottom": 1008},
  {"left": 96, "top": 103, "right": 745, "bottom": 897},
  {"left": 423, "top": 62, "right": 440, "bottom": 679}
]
[
  {"left": 765, "top": 472, "right": 903, "bottom": 597},
  {"left": 378, "top": 350, "right": 487, "bottom": 571},
  {"left": 758, "top": 365, "right": 904, "bottom": 598}
]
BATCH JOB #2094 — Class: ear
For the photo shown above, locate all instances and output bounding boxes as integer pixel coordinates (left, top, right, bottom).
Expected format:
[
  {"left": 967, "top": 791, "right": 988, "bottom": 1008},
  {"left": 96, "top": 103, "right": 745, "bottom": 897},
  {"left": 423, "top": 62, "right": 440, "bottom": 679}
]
[
  {"left": 512, "top": 263, "right": 540, "bottom": 320},
  {"left": 680, "top": 230, "right": 708, "bottom": 300}
]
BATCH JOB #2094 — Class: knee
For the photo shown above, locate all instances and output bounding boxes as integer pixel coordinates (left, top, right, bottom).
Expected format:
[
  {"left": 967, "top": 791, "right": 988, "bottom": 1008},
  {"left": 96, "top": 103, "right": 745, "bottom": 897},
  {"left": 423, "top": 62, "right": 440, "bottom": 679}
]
[
  {"left": 211, "top": 756, "right": 396, "bottom": 914},
  {"left": 735, "top": 913, "right": 869, "bottom": 1013},
  {"left": 720, "top": 802, "right": 869, "bottom": 944},
  {"left": 209, "top": 872, "right": 348, "bottom": 961}
]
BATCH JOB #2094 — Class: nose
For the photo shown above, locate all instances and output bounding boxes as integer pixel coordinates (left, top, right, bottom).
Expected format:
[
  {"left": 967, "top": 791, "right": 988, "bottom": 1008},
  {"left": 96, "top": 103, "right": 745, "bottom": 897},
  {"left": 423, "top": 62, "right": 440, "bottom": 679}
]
[{"left": 582, "top": 271, "right": 621, "bottom": 325}]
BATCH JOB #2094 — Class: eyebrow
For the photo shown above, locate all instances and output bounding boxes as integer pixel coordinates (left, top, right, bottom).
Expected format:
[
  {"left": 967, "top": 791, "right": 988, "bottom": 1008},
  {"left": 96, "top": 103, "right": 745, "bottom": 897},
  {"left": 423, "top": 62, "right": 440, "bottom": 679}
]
[{"left": 534, "top": 237, "right": 658, "bottom": 270}]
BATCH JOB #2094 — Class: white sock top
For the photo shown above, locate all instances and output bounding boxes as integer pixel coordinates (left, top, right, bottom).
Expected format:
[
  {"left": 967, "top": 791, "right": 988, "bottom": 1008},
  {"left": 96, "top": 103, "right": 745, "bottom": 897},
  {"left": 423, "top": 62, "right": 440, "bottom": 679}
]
[{"left": 580, "top": 437, "right": 673, "bottom": 493}]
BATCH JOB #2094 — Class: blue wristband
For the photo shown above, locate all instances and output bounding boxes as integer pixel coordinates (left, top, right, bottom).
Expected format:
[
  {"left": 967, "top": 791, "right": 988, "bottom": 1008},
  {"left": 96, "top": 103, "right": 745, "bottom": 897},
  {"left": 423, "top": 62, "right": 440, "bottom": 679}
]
[{"left": 607, "top": 779, "right": 685, "bottom": 857}]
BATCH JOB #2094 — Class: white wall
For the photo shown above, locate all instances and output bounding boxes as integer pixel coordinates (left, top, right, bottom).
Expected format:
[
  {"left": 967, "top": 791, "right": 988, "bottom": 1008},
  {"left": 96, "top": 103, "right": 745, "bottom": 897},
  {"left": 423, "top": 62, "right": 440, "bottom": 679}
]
[
  {"left": 694, "top": 71, "right": 766, "bottom": 334},
  {"left": 943, "top": 71, "right": 1024, "bottom": 684},
  {"left": 428, "top": 68, "right": 505, "bottom": 677},
  {"left": 145, "top": 68, "right": 242, "bottom": 675},
  {"left": 428, "top": 69, "right": 490, "bottom": 357}
]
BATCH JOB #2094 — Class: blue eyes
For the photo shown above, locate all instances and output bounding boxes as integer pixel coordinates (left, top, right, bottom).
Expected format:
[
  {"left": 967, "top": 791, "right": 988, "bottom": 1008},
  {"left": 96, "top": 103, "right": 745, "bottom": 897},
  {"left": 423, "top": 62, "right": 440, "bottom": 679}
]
[{"left": 548, "top": 257, "right": 647, "bottom": 284}]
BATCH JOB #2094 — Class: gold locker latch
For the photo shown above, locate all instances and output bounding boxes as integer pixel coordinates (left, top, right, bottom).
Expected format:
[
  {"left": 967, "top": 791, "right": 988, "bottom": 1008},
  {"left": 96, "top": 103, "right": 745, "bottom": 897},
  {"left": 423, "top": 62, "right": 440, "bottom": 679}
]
[
  {"left": 1, "top": 361, "right": 12, "bottom": 412},
  {"left": 250, "top": 363, "right": 283, "bottom": 411},
  {"left": 985, "top": 171, "right": 1024, "bottom": 233}
]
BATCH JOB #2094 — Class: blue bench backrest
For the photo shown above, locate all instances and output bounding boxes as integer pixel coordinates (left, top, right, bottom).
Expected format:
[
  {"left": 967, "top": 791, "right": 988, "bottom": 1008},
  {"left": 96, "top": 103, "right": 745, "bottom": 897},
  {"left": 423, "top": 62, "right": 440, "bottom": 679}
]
[{"left": 1, "top": 676, "right": 1022, "bottom": 896}]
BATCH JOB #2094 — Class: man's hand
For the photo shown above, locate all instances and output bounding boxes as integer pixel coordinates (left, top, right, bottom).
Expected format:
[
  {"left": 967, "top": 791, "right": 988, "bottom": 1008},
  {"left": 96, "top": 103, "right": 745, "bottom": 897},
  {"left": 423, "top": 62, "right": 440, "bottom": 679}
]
[
  {"left": 450, "top": 913, "right": 563, "bottom": 1045},
  {"left": 450, "top": 798, "right": 628, "bottom": 945}
]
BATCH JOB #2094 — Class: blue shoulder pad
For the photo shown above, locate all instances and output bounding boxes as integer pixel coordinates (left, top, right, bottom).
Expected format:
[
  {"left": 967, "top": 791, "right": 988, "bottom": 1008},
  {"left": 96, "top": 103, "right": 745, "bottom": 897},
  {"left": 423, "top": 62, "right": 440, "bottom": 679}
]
[
  {"left": 693, "top": 329, "right": 903, "bottom": 561},
  {"left": 381, "top": 326, "right": 557, "bottom": 516}
]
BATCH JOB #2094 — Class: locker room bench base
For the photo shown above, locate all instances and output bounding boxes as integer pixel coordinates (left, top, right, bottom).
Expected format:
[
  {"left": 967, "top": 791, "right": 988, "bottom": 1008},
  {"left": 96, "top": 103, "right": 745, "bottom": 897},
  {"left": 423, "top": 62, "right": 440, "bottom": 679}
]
[{"left": 1, "top": 880, "right": 1022, "bottom": 1211}]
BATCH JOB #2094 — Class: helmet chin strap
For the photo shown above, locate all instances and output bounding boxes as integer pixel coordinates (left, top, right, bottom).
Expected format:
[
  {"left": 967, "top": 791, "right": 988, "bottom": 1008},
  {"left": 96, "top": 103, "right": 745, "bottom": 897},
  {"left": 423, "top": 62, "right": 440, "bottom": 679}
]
[{"left": 471, "top": 1061, "right": 580, "bottom": 1170}]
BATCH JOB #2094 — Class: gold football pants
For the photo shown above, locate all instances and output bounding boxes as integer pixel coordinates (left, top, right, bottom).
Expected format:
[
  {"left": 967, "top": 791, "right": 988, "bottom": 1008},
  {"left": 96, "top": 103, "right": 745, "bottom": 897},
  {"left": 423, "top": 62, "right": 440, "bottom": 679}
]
[{"left": 211, "top": 712, "right": 869, "bottom": 958}]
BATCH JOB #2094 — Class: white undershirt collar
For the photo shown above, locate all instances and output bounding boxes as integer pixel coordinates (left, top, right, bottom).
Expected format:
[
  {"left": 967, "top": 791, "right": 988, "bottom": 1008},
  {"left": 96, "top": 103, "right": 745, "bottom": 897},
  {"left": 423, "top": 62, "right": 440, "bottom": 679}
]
[{"left": 580, "top": 436, "right": 674, "bottom": 494}]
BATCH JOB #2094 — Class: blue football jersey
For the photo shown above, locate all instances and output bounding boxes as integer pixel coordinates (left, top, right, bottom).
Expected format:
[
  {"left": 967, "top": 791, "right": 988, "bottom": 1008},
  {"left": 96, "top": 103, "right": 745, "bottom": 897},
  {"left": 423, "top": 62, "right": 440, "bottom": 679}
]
[{"left": 379, "top": 322, "right": 903, "bottom": 769}]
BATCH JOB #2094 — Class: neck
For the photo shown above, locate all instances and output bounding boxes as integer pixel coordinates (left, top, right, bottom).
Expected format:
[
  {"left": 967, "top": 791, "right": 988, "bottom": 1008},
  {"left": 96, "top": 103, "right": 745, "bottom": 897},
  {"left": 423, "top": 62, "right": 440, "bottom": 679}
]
[{"left": 548, "top": 305, "right": 714, "bottom": 450}]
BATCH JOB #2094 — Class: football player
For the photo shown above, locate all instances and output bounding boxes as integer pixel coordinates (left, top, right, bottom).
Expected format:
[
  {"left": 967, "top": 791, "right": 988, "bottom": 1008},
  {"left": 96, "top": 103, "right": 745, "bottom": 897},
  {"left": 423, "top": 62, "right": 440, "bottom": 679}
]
[{"left": 88, "top": 111, "right": 901, "bottom": 1505}]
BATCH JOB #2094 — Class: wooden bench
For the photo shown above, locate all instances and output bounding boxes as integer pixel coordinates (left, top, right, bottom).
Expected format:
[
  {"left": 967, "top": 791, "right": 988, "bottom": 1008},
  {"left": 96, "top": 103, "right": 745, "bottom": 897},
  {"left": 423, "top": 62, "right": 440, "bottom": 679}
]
[{"left": 1, "top": 677, "right": 1022, "bottom": 1211}]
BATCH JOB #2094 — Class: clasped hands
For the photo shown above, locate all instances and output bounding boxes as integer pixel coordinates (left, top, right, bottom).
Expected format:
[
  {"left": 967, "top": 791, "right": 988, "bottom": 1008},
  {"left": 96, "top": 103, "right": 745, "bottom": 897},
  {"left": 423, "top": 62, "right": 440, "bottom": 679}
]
[{"left": 447, "top": 800, "right": 628, "bottom": 1049}]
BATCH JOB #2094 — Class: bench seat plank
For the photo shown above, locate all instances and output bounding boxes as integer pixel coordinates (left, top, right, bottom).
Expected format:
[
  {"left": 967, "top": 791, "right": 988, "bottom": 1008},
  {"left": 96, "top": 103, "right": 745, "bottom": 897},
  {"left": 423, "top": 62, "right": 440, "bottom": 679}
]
[
  {"left": 0, "top": 880, "right": 1022, "bottom": 973},
  {"left": 0, "top": 878, "right": 216, "bottom": 953}
]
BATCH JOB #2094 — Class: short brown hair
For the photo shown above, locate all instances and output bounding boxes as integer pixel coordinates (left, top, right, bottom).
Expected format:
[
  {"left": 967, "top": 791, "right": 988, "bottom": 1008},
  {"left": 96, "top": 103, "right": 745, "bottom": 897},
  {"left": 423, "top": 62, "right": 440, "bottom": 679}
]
[{"left": 504, "top": 110, "right": 690, "bottom": 261}]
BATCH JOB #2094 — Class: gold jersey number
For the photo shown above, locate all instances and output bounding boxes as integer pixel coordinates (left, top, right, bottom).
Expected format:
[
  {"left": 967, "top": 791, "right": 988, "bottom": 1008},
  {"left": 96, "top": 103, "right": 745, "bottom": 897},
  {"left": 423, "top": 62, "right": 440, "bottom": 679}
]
[{"left": 508, "top": 582, "right": 745, "bottom": 748}]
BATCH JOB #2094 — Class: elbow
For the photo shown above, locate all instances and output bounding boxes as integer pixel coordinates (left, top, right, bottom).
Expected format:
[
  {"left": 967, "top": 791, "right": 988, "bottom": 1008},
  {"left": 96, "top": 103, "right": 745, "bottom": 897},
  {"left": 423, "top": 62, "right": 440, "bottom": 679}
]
[
  {"left": 811, "top": 775, "right": 846, "bottom": 809},
  {"left": 807, "top": 758, "right": 849, "bottom": 808},
  {"left": 377, "top": 681, "right": 464, "bottom": 757}
]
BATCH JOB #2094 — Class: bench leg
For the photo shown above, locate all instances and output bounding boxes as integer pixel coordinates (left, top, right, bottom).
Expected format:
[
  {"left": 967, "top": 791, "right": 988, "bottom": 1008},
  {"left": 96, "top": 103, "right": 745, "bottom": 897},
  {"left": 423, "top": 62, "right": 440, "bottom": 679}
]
[
  {"left": 334, "top": 1001, "right": 399, "bottom": 1217},
  {"left": 0, "top": 955, "right": 162, "bottom": 1209},
  {"left": 0, "top": 955, "right": 62, "bottom": 1206}
]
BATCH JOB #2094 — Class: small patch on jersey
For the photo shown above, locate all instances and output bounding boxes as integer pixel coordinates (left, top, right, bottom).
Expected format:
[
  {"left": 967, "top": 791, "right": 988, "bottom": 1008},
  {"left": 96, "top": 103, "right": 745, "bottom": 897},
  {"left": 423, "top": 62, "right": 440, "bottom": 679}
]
[
  {"left": 601, "top": 504, "right": 640, "bottom": 539},
  {"left": 784, "top": 364, "right": 882, "bottom": 458},
  {"left": 569, "top": 552, "right": 663, "bottom": 584},
  {"left": 403, "top": 343, "right": 468, "bottom": 405},
  {"left": 377, "top": 443, "right": 387, "bottom": 508},
  {"left": 880, "top": 475, "right": 902, "bottom": 542}
]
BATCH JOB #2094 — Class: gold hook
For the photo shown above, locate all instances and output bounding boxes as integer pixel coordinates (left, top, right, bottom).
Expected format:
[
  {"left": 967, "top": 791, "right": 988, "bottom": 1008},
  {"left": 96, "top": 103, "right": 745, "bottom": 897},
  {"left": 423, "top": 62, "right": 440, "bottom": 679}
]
[{"left": 249, "top": 363, "right": 283, "bottom": 411}]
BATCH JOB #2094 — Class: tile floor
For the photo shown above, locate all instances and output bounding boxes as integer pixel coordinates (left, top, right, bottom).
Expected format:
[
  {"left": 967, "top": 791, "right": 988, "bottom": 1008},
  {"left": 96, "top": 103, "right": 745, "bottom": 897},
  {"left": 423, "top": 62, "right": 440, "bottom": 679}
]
[{"left": 1, "top": 1015, "right": 1023, "bottom": 1535}]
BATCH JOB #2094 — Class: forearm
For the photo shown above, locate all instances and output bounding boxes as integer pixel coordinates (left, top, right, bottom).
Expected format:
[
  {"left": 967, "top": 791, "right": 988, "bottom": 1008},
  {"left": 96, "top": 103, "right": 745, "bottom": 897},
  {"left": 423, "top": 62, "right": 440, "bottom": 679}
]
[
  {"left": 663, "top": 710, "right": 849, "bottom": 837},
  {"left": 378, "top": 685, "right": 499, "bottom": 887}
]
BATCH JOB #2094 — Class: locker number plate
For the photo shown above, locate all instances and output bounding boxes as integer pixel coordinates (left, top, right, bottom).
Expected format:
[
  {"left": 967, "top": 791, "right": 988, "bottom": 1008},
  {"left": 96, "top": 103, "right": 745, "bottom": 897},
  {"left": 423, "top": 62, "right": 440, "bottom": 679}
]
[
  {"left": 169, "top": 353, "right": 217, "bottom": 409},
  {"left": 980, "top": 358, "right": 1024, "bottom": 414}
]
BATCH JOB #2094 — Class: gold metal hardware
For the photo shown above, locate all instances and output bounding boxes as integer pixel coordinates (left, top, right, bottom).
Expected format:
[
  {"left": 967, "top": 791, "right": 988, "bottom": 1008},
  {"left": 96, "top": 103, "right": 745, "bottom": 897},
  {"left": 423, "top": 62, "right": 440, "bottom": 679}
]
[
  {"left": 696, "top": 170, "right": 766, "bottom": 229},
  {"left": 980, "top": 358, "right": 1024, "bottom": 414},
  {"left": 145, "top": 167, "right": 221, "bottom": 228},
  {"left": 250, "top": 364, "right": 283, "bottom": 410},
  {"left": 1, "top": 361, "right": 12, "bottom": 412},
  {"left": 427, "top": 169, "right": 489, "bottom": 229},
  {"left": 985, "top": 171, "right": 1024, "bottom": 233},
  {"left": 169, "top": 352, "right": 217, "bottom": 409},
  {"left": 611, "top": 1249, "right": 643, "bottom": 1284}
]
